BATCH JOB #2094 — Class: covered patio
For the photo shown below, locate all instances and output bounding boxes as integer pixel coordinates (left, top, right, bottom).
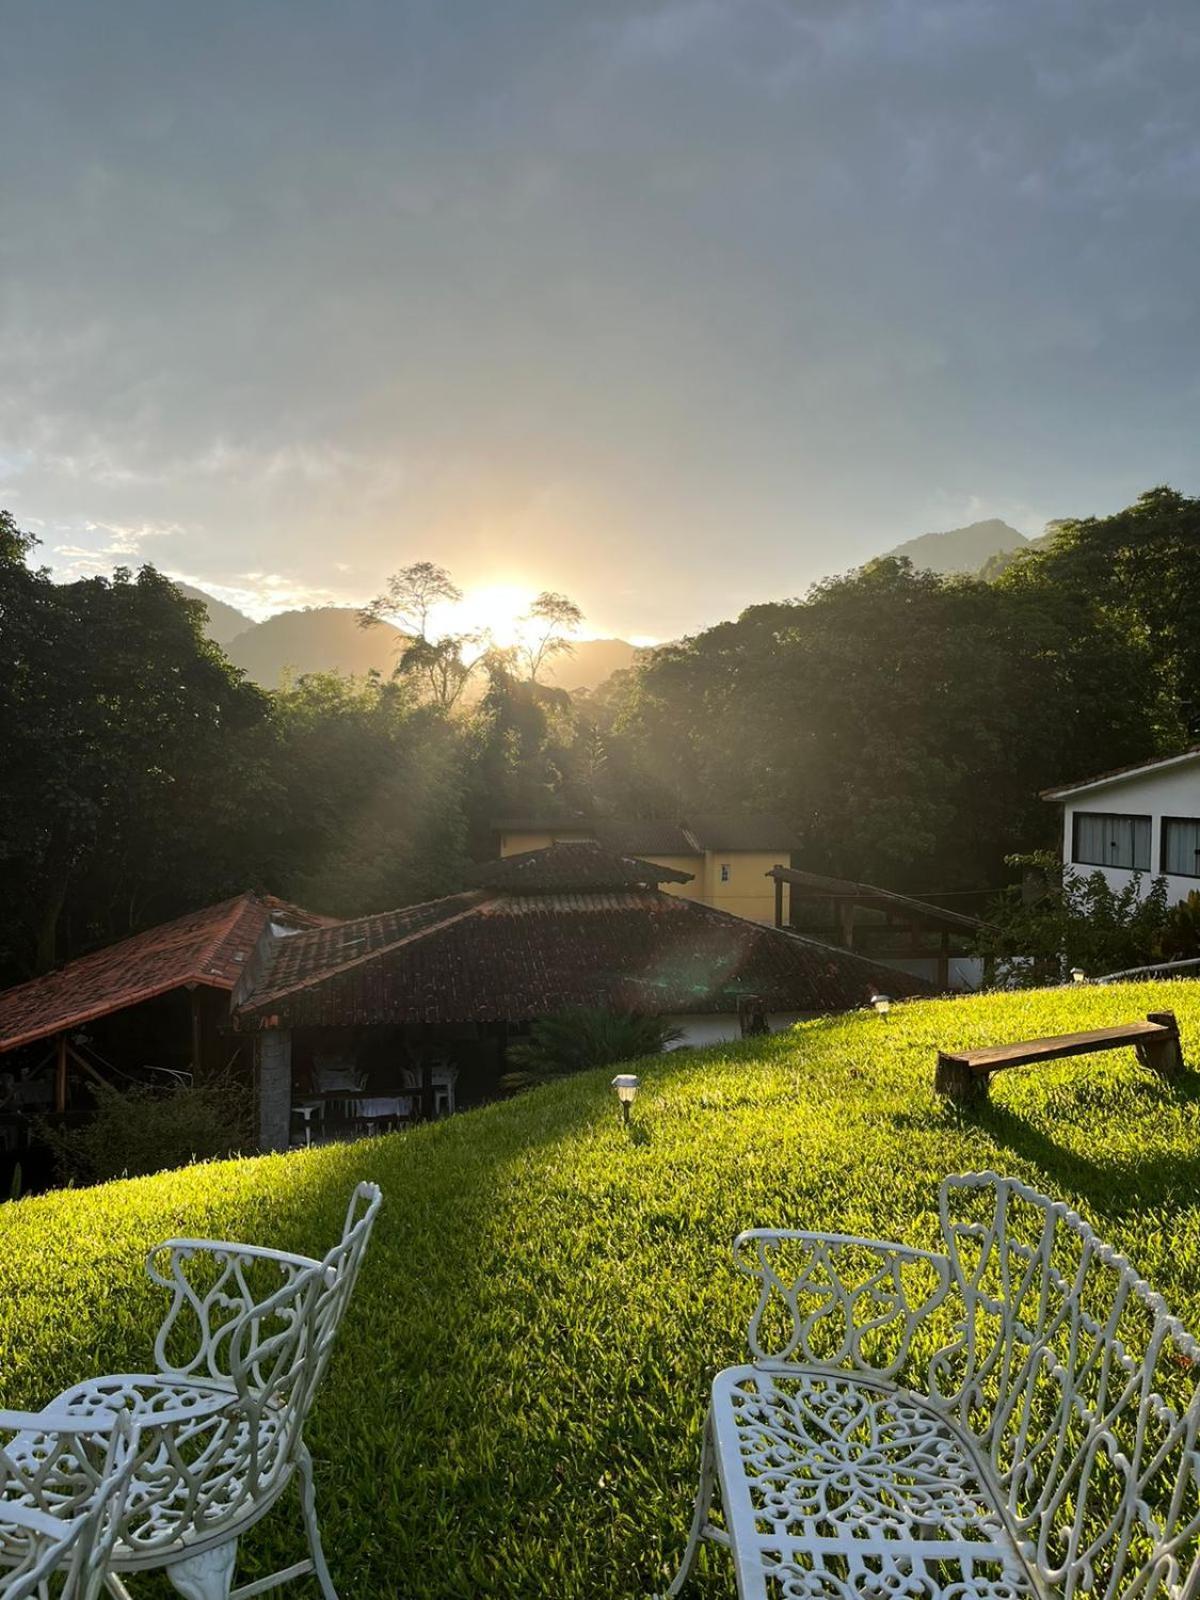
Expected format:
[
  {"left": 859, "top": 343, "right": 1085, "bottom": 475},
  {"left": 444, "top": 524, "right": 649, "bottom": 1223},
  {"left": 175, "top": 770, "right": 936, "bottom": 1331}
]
[{"left": 233, "top": 843, "right": 931, "bottom": 1150}]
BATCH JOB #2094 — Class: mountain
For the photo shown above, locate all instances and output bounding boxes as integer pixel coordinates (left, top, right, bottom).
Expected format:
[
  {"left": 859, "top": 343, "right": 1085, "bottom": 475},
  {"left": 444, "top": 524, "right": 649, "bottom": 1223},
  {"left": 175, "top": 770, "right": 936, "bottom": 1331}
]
[
  {"left": 171, "top": 582, "right": 254, "bottom": 646},
  {"left": 542, "top": 638, "right": 639, "bottom": 692},
  {"left": 177, "top": 582, "right": 640, "bottom": 692},
  {"left": 882, "top": 518, "right": 1028, "bottom": 577},
  {"left": 224, "top": 608, "right": 406, "bottom": 686}
]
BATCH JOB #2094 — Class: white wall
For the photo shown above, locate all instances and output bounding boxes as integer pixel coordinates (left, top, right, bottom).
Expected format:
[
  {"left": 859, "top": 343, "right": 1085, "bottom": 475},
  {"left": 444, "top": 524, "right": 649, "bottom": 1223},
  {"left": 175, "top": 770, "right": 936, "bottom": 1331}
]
[
  {"left": 1057, "top": 760, "right": 1200, "bottom": 905},
  {"left": 882, "top": 956, "right": 984, "bottom": 992},
  {"left": 663, "top": 1012, "right": 810, "bottom": 1049}
]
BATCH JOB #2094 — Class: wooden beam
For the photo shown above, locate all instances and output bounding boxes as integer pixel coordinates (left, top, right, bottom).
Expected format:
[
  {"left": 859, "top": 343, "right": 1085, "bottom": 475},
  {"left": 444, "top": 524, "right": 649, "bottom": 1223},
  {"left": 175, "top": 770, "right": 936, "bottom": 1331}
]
[
  {"left": 937, "top": 929, "right": 951, "bottom": 991},
  {"left": 54, "top": 1034, "right": 68, "bottom": 1113}
]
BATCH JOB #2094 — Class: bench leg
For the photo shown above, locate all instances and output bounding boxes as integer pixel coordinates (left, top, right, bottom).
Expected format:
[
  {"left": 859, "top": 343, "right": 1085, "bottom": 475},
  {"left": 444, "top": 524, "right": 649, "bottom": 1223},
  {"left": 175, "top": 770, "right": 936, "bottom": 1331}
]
[
  {"left": 934, "top": 1056, "right": 988, "bottom": 1107},
  {"left": 1137, "top": 1011, "right": 1185, "bottom": 1083},
  {"left": 659, "top": 1413, "right": 717, "bottom": 1598}
]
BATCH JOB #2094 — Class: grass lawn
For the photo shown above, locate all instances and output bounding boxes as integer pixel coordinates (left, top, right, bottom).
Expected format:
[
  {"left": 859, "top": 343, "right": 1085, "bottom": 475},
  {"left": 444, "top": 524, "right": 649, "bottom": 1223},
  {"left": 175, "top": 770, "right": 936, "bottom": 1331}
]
[{"left": 5, "top": 980, "right": 1200, "bottom": 1597}]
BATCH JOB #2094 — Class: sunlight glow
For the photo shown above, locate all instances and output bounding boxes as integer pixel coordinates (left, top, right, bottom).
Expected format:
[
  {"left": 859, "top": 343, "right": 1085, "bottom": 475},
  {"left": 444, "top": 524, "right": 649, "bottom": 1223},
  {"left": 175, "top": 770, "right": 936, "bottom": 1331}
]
[{"left": 432, "top": 584, "right": 539, "bottom": 649}]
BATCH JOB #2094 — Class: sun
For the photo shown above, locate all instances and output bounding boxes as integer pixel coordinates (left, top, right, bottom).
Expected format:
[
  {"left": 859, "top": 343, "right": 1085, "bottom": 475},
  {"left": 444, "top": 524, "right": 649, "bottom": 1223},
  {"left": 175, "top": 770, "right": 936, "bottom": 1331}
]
[{"left": 432, "top": 584, "right": 539, "bottom": 649}]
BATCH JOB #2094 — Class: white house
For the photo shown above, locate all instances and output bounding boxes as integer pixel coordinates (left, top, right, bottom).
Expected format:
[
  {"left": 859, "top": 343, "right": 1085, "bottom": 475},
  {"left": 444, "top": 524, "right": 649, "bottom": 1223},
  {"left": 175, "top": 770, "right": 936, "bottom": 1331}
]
[{"left": 1042, "top": 748, "right": 1200, "bottom": 903}]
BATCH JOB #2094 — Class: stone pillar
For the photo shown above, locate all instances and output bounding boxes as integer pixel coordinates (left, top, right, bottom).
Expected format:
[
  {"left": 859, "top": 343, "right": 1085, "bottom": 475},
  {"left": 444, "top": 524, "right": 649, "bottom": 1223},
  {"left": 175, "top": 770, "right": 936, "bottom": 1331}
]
[{"left": 258, "top": 1029, "right": 292, "bottom": 1153}]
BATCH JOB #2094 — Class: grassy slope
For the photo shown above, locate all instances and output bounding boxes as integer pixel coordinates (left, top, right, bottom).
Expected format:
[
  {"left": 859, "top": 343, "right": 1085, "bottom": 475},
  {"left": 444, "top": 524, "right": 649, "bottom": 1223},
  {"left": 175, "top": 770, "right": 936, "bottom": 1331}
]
[{"left": 5, "top": 981, "right": 1200, "bottom": 1597}]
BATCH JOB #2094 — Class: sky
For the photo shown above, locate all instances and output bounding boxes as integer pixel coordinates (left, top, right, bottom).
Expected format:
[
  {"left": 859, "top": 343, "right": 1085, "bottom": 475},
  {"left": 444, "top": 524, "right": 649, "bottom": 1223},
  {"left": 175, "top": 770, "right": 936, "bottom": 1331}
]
[{"left": 3, "top": 1, "right": 1200, "bottom": 641}]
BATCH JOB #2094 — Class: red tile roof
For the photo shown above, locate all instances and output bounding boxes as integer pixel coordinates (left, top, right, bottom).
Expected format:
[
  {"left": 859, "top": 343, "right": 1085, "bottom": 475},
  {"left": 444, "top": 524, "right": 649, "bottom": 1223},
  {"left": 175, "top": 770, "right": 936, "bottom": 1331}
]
[
  {"left": 235, "top": 868, "right": 929, "bottom": 1031},
  {"left": 0, "top": 894, "right": 333, "bottom": 1054}
]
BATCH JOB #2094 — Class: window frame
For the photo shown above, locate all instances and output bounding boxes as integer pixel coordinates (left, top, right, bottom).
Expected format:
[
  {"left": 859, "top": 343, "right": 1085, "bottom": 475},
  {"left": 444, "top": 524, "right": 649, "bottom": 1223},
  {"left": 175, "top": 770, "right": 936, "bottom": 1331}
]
[
  {"left": 1160, "top": 815, "right": 1200, "bottom": 879},
  {"left": 1071, "top": 809, "right": 1152, "bottom": 872}
]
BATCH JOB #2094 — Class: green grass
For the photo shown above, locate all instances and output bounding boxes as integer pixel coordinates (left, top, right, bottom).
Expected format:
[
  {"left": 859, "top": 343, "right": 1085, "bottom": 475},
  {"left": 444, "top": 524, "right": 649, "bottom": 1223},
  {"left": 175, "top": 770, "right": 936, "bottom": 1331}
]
[{"left": 6, "top": 980, "right": 1200, "bottom": 1597}]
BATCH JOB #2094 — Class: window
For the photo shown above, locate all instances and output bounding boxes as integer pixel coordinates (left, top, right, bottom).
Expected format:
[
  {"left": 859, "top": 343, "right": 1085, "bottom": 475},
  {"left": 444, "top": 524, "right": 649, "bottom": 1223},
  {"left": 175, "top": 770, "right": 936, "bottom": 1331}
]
[
  {"left": 1072, "top": 811, "right": 1151, "bottom": 871},
  {"left": 720, "top": 863, "right": 731, "bottom": 882},
  {"left": 1162, "top": 817, "right": 1200, "bottom": 878}
]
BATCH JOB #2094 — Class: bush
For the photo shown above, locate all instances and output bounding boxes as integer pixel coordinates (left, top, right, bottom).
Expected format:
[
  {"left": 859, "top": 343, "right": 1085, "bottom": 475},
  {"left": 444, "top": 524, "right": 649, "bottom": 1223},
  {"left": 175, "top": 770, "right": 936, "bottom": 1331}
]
[
  {"left": 503, "top": 1009, "right": 683, "bottom": 1087},
  {"left": 978, "top": 852, "right": 1194, "bottom": 985},
  {"left": 39, "top": 1075, "right": 251, "bottom": 1186}
]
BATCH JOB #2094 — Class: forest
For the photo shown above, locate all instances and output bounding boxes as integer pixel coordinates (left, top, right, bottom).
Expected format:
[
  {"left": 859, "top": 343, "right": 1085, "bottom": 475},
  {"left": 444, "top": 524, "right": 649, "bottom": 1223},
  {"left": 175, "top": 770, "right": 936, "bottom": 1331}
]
[{"left": 3, "top": 485, "right": 1200, "bottom": 988}]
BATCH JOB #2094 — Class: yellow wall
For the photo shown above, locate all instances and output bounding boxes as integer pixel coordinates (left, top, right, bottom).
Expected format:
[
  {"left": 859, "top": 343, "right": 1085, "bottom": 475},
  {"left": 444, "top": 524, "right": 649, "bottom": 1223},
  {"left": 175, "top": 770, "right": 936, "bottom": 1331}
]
[
  {"left": 702, "top": 850, "right": 786, "bottom": 924},
  {"left": 497, "top": 832, "right": 785, "bottom": 922}
]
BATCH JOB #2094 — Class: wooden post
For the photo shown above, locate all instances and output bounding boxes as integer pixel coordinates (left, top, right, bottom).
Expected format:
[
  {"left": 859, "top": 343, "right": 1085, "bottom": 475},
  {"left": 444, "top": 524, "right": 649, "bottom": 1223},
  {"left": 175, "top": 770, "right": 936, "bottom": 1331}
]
[
  {"left": 837, "top": 899, "right": 856, "bottom": 949},
  {"left": 738, "top": 996, "right": 769, "bottom": 1037},
  {"left": 189, "top": 986, "right": 203, "bottom": 1081},
  {"left": 937, "top": 930, "right": 951, "bottom": 992},
  {"left": 54, "top": 1034, "right": 68, "bottom": 1113},
  {"left": 1137, "top": 1011, "right": 1185, "bottom": 1082},
  {"left": 774, "top": 875, "right": 784, "bottom": 929},
  {"left": 934, "top": 1053, "right": 988, "bottom": 1106}
]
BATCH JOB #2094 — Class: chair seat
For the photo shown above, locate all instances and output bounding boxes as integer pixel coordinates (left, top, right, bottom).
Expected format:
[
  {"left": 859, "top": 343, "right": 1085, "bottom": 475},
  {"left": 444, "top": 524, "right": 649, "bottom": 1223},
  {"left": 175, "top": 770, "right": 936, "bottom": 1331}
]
[
  {"left": 710, "top": 1366, "right": 1037, "bottom": 1600},
  {"left": 24, "top": 1374, "right": 290, "bottom": 1569}
]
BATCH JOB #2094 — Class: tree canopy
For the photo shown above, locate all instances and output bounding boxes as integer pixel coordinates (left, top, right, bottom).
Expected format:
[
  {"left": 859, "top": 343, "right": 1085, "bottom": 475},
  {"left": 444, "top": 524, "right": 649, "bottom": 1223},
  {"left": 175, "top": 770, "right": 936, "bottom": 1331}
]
[{"left": 2, "top": 486, "right": 1197, "bottom": 985}]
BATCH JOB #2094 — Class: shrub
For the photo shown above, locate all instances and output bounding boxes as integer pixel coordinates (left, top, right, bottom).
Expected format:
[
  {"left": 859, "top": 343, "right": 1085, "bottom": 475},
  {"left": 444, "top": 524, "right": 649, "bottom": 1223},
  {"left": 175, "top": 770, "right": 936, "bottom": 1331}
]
[
  {"left": 978, "top": 852, "right": 1185, "bottom": 985},
  {"left": 39, "top": 1075, "right": 251, "bottom": 1186},
  {"left": 503, "top": 1008, "right": 683, "bottom": 1087}
]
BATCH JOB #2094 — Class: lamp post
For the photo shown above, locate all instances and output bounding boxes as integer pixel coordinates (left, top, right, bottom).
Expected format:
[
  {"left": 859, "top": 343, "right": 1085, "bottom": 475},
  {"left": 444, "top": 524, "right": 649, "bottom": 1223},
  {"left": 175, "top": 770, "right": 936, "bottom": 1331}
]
[
  {"left": 872, "top": 994, "right": 892, "bottom": 1020},
  {"left": 611, "top": 1074, "right": 640, "bottom": 1127}
]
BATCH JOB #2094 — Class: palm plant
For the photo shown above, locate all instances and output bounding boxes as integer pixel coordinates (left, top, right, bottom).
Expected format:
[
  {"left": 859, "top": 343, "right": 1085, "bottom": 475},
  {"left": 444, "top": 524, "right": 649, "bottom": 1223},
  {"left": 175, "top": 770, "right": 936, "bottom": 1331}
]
[{"left": 503, "top": 1009, "right": 682, "bottom": 1088}]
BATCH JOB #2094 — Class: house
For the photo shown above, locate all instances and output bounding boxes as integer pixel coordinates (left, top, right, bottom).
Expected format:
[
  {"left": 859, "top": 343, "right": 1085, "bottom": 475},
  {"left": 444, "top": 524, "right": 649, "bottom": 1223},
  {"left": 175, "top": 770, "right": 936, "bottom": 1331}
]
[
  {"left": 1042, "top": 748, "right": 1200, "bottom": 904},
  {"left": 0, "top": 893, "right": 332, "bottom": 1121},
  {"left": 234, "top": 842, "right": 931, "bottom": 1150},
  {"left": 493, "top": 815, "right": 798, "bottom": 923},
  {"left": 767, "top": 865, "right": 987, "bottom": 991}
]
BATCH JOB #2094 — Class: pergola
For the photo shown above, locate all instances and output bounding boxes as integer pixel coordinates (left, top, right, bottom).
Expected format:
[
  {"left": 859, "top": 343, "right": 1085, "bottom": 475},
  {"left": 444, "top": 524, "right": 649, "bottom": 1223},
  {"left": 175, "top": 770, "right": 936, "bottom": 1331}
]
[{"left": 767, "top": 865, "right": 987, "bottom": 990}]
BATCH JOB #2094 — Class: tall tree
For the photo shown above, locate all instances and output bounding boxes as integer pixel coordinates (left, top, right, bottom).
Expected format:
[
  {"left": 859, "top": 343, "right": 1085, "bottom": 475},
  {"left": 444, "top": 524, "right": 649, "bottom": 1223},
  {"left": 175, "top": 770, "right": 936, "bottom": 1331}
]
[
  {"left": 0, "top": 542, "right": 274, "bottom": 977},
  {"left": 520, "top": 590, "right": 584, "bottom": 682},
  {"left": 359, "top": 560, "right": 461, "bottom": 640}
]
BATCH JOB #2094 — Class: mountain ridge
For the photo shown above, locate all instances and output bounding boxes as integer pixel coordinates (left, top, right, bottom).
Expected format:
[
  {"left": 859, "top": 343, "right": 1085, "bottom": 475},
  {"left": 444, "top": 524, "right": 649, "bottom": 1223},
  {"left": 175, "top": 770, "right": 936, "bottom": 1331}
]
[{"left": 881, "top": 517, "right": 1028, "bottom": 575}]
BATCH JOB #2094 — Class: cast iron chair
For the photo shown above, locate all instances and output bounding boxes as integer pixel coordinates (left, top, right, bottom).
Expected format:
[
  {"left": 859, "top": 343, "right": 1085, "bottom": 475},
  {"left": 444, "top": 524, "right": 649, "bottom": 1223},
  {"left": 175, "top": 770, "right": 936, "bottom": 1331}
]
[
  {"left": 37, "top": 1182, "right": 381, "bottom": 1600},
  {"left": 1, "top": 1407, "right": 136, "bottom": 1599}
]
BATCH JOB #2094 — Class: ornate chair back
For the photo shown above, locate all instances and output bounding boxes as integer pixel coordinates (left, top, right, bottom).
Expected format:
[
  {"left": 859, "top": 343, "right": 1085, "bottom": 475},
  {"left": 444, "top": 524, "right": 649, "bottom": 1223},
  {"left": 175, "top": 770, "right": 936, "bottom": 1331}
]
[
  {"left": 936, "top": 1173, "right": 1200, "bottom": 1600},
  {"left": 119, "top": 1182, "right": 383, "bottom": 1552},
  {"left": 0, "top": 1407, "right": 135, "bottom": 1600}
]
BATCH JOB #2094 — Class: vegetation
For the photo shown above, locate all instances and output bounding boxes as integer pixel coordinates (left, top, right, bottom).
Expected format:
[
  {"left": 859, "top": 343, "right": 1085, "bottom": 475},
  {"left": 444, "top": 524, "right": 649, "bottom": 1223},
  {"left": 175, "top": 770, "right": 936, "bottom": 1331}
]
[
  {"left": 38, "top": 1076, "right": 250, "bottom": 1187},
  {"left": 503, "top": 1008, "right": 683, "bottom": 1086},
  {"left": 6, "top": 486, "right": 1200, "bottom": 983},
  {"left": 5, "top": 983, "right": 1200, "bottom": 1597},
  {"left": 979, "top": 856, "right": 1200, "bottom": 985}
]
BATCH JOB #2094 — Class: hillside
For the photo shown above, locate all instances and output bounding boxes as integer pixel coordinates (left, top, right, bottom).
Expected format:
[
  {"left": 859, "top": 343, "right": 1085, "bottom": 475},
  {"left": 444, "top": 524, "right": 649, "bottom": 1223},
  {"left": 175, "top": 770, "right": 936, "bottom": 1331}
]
[
  {"left": 2, "top": 980, "right": 1198, "bottom": 1597},
  {"left": 224, "top": 607, "right": 406, "bottom": 685},
  {"left": 171, "top": 581, "right": 254, "bottom": 645},
  {"left": 541, "top": 637, "right": 639, "bottom": 691},
  {"left": 884, "top": 517, "right": 1028, "bottom": 576}
]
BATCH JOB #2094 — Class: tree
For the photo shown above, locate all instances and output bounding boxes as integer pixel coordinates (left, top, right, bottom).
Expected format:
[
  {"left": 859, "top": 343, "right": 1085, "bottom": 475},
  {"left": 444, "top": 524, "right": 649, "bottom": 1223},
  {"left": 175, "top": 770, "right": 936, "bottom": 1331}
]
[
  {"left": 997, "top": 488, "right": 1200, "bottom": 742},
  {"left": 359, "top": 561, "right": 491, "bottom": 707},
  {"left": 520, "top": 590, "right": 584, "bottom": 682},
  {"left": 395, "top": 631, "right": 487, "bottom": 711},
  {"left": 0, "top": 549, "right": 274, "bottom": 978},
  {"left": 359, "top": 560, "right": 461, "bottom": 640}
]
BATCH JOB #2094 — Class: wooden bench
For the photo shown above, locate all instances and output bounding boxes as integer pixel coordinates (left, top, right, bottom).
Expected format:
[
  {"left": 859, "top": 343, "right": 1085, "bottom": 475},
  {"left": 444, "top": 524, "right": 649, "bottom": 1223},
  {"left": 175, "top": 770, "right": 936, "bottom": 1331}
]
[{"left": 934, "top": 1009, "right": 1184, "bottom": 1104}]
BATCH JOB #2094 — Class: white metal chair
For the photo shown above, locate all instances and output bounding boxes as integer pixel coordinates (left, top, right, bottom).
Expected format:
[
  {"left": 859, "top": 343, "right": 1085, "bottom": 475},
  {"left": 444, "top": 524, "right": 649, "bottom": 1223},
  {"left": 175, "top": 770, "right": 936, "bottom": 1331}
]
[
  {"left": 38, "top": 1182, "right": 381, "bottom": 1600},
  {"left": 661, "top": 1172, "right": 1200, "bottom": 1600},
  {"left": 0, "top": 1407, "right": 137, "bottom": 1599}
]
